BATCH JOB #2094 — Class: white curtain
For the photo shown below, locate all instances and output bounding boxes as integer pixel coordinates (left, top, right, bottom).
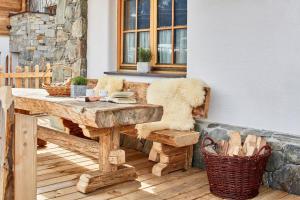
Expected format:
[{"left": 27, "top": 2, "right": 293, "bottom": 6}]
[
  {"left": 124, "top": 33, "right": 136, "bottom": 64},
  {"left": 175, "top": 29, "right": 187, "bottom": 64},
  {"left": 158, "top": 30, "right": 172, "bottom": 64},
  {"left": 139, "top": 32, "right": 150, "bottom": 49}
]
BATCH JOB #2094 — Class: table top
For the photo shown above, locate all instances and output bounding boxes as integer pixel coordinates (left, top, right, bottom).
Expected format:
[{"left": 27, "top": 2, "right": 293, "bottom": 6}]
[{"left": 13, "top": 89, "right": 163, "bottom": 129}]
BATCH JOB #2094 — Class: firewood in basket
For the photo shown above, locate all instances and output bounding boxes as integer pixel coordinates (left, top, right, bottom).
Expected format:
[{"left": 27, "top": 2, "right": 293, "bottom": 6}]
[
  {"left": 243, "top": 135, "right": 258, "bottom": 156},
  {"left": 217, "top": 140, "right": 229, "bottom": 155},
  {"left": 227, "top": 131, "right": 242, "bottom": 156},
  {"left": 205, "top": 145, "right": 217, "bottom": 155},
  {"left": 256, "top": 137, "right": 267, "bottom": 155}
]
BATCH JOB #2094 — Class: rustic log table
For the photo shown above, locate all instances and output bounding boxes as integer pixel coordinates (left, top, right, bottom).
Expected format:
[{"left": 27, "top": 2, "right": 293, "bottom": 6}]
[{"left": 12, "top": 89, "right": 163, "bottom": 193}]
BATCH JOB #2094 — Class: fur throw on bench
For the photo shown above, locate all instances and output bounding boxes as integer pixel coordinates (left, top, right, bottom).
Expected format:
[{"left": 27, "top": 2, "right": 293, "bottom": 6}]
[
  {"left": 93, "top": 76, "right": 124, "bottom": 97},
  {"left": 136, "top": 78, "right": 206, "bottom": 139}
]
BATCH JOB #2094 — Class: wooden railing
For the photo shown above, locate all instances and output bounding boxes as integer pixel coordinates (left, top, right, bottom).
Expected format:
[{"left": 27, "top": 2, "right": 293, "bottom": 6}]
[{"left": 0, "top": 64, "right": 52, "bottom": 88}]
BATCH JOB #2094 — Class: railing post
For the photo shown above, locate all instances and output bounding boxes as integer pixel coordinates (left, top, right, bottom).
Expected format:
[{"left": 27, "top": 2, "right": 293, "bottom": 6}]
[
  {"left": 15, "top": 66, "right": 22, "bottom": 88},
  {"left": 24, "top": 66, "right": 29, "bottom": 88},
  {"left": 35, "top": 65, "right": 40, "bottom": 89},
  {"left": 45, "top": 63, "right": 51, "bottom": 85}
]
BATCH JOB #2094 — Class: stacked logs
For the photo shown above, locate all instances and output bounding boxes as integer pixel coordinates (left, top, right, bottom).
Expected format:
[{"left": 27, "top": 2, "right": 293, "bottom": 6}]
[{"left": 205, "top": 132, "right": 267, "bottom": 157}]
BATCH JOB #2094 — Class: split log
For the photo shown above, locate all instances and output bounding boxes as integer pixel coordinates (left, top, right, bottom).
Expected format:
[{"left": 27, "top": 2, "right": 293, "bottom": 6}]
[
  {"left": 227, "top": 131, "right": 242, "bottom": 156},
  {"left": 256, "top": 137, "right": 267, "bottom": 155},
  {"left": 217, "top": 140, "right": 229, "bottom": 155},
  {"left": 77, "top": 164, "right": 137, "bottom": 194},
  {"left": 0, "top": 86, "right": 14, "bottom": 200},
  {"left": 243, "top": 135, "right": 258, "bottom": 156}
]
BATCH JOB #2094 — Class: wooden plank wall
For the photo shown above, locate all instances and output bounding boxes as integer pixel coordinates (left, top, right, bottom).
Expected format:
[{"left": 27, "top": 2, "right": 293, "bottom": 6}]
[{"left": 0, "top": 0, "right": 26, "bottom": 35}]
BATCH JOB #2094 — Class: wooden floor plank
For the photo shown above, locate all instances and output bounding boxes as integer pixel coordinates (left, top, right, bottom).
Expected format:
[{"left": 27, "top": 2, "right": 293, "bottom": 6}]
[{"left": 36, "top": 143, "right": 299, "bottom": 200}]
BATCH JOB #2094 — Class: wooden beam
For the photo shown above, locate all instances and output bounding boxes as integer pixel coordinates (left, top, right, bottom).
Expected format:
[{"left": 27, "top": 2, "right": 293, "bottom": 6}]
[
  {"left": 79, "top": 125, "right": 110, "bottom": 138},
  {"left": 122, "top": 128, "right": 199, "bottom": 147},
  {"left": 0, "top": 86, "right": 14, "bottom": 200},
  {"left": 77, "top": 164, "right": 137, "bottom": 194},
  {"left": 14, "top": 114, "right": 37, "bottom": 200},
  {"left": 37, "top": 126, "right": 99, "bottom": 159}
]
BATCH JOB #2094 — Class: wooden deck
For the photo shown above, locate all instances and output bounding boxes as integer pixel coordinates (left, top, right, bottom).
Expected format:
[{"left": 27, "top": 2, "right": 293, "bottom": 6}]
[{"left": 37, "top": 143, "right": 300, "bottom": 200}]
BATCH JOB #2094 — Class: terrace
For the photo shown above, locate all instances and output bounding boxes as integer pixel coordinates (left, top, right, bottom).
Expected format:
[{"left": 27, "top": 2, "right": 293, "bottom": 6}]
[{"left": 0, "top": 0, "right": 300, "bottom": 200}]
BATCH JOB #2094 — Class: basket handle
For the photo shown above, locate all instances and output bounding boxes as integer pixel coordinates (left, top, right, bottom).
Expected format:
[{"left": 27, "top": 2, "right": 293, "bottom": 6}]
[
  {"left": 201, "top": 136, "right": 216, "bottom": 151},
  {"left": 254, "top": 145, "right": 272, "bottom": 158}
]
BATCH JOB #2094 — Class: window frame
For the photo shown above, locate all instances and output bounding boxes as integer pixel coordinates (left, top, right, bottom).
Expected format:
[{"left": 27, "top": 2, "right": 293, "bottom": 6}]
[{"left": 117, "top": 0, "right": 187, "bottom": 73}]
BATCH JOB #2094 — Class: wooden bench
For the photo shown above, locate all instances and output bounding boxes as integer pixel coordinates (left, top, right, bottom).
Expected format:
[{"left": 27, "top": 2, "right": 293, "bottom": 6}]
[{"left": 87, "top": 80, "right": 211, "bottom": 176}]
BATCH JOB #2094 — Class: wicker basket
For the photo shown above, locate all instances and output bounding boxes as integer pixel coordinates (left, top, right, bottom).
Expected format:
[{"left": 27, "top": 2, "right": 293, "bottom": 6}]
[
  {"left": 42, "top": 84, "right": 71, "bottom": 97},
  {"left": 201, "top": 136, "right": 272, "bottom": 200}
]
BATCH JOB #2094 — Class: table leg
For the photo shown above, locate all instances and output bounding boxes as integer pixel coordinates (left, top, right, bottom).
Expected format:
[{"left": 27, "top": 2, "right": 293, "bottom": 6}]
[{"left": 76, "top": 127, "right": 137, "bottom": 194}]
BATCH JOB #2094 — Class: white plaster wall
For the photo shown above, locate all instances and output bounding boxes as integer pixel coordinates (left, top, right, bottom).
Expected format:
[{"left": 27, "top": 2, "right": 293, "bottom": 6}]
[
  {"left": 0, "top": 36, "right": 9, "bottom": 66},
  {"left": 188, "top": 0, "right": 300, "bottom": 135},
  {"left": 87, "top": 0, "right": 300, "bottom": 135}
]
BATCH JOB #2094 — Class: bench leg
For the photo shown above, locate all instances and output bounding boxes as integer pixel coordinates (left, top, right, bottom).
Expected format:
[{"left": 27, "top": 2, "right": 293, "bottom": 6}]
[
  {"left": 152, "top": 144, "right": 192, "bottom": 176},
  {"left": 77, "top": 127, "right": 137, "bottom": 193}
]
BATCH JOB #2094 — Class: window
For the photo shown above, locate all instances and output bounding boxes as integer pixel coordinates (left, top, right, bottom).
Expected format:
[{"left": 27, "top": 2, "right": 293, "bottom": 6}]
[{"left": 118, "top": 0, "right": 187, "bottom": 74}]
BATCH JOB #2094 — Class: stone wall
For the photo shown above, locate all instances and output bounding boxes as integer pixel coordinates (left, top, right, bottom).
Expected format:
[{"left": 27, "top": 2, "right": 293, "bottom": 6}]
[
  {"left": 193, "top": 121, "right": 300, "bottom": 195},
  {"left": 9, "top": 0, "right": 87, "bottom": 81},
  {"left": 10, "top": 13, "right": 56, "bottom": 67}
]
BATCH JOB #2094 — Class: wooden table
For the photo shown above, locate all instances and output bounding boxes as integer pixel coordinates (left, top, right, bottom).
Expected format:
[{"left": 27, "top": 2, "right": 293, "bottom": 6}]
[{"left": 12, "top": 89, "right": 163, "bottom": 193}]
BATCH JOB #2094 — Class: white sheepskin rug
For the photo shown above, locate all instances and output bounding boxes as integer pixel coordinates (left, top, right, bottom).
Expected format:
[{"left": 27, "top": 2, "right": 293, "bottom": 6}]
[
  {"left": 93, "top": 76, "right": 124, "bottom": 97},
  {"left": 136, "top": 78, "right": 206, "bottom": 139}
]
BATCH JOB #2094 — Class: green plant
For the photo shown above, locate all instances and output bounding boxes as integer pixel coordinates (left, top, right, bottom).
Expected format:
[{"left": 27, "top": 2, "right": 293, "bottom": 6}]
[
  {"left": 138, "top": 48, "right": 152, "bottom": 62},
  {"left": 71, "top": 76, "right": 87, "bottom": 86}
]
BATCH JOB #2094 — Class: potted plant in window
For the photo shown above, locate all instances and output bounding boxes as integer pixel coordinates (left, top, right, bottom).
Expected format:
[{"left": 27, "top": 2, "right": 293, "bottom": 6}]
[
  {"left": 71, "top": 76, "right": 88, "bottom": 98},
  {"left": 137, "top": 48, "right": 152, "bottom": 73}
]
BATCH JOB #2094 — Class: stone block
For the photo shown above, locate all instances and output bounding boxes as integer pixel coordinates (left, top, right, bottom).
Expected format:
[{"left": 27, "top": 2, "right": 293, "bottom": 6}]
[
  {"left": 272, "top": 164, "right": 300, "bottom": 195},
  {"left": 57, "top": 30, "right": 69, "bottom": 42},
  {"left": 284, "top": 144, "right": 300, "bottom": 164},
  {"left": 266, "top": 151, "right": 285, "bottom": 172},
  {"left": 45, "top": 29, "right": 56, "bottom": 38},
  {"left": 72, "top": 18, "right": 86, "bottom": 38}
]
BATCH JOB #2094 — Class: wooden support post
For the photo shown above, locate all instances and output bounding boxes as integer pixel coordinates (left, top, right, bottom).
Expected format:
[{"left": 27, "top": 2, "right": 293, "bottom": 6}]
[
  {"left": 99, "top": 128, "right": 119, "bottom": 172},
  {"left": 9, "top": 54, "right": 13, "bottom": 87},
  {"left": 77, "top": 127, "right": 136, "bottom": 194},
  {"left": 15, "top": 66, "right": 22, "bottom": 88},
  {"left": 35, "top": 65, "right": 39, "bottom": 88},
  {"left": 0, "top": 86, "right": 14, "bottom": 200},
  {"left": 5, "top": 55, "right": 8, "bottom": 86},
  {"left": 152, "top": 144, "right": 190, "bottom": 177},
  {"left": 24, "top": 66, "right": 29, "bottom": 88},
  {"left": 15, "top": 114, "right": 37, "bottom": 200},
  {"left": 45, "top": 63, "right": 51, "bottom": 85}
]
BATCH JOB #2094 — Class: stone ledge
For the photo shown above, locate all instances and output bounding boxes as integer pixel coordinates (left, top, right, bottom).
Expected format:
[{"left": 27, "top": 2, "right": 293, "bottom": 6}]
[
  {"left": 9, "top": 11, "right": 55, "bottom": 18},
  {"left": 193, "top": 121, "right": 300, "bottom": 195}
]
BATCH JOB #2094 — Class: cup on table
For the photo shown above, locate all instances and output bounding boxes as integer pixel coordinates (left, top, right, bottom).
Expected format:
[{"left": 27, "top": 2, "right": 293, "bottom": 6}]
[{"left": 86, "top": 89, "right": 95, "bottom": 97}]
